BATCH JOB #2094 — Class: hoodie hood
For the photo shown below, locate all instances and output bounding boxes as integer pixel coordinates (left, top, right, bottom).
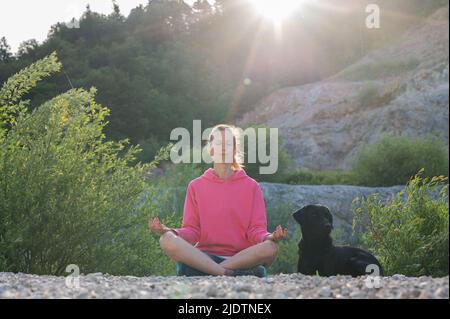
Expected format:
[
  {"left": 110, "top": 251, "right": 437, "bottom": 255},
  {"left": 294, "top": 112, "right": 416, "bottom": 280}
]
[{"left": 202, "top": 167, "right": 248, "bottom": 183}]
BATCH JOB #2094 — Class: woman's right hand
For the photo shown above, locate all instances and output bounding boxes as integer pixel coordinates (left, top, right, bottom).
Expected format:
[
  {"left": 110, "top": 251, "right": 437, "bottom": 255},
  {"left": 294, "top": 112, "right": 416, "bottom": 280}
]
[
  {"left": 265, "top": 225, "right": 288, "bottom": 242},
  {"left": 148, "top": 216, "right": 173, "bottom": 236}
]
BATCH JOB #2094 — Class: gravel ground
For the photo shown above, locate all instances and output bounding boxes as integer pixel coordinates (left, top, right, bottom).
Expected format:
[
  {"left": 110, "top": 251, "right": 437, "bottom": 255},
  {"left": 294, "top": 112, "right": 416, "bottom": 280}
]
[{"left": 0, "top": 272, "right": 448, "bottom": 299}]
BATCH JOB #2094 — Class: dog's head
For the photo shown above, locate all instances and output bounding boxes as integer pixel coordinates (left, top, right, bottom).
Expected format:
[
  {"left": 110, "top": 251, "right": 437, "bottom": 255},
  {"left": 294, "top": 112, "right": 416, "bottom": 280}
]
[{"left": 292, "top": 204, "right": 333, "bottom": 238}]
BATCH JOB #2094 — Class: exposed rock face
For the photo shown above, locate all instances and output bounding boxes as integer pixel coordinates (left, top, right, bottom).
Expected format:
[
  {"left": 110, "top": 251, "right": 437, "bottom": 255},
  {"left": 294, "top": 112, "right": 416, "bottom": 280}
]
[{"left": 237, "top": 7, "right": 449, "bottom": 170}]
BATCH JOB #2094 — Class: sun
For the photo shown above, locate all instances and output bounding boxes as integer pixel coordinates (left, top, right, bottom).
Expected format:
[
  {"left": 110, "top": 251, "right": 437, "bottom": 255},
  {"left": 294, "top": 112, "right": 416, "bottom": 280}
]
[{"left": 250, "top": 0, "right": 303, "bottom": 24}]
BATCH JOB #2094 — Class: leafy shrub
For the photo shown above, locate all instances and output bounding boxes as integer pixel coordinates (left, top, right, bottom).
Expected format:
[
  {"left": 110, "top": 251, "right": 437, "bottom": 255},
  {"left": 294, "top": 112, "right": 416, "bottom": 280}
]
[
  {"left": 284, "top": 168, "right": 358, "bottom": 185},
  {"left": 353, "top": 169, "right": 449, "bottom": 277},
  {"left": 268, "top": 229, "right": 301, "bottom": 275},
  {"left": 155, "top": 161, "right": 205, "bottom": 188},
  {"left": 352, "top": 132, "right": 449, "bottom": 187},
  {"left": 0, "top": 52, "right": 172, "bottom": 275},
  {"left": 241, "top": 124, "right": 293, "bottom": 183},
  {"left": 263, "top": 201, "right": 298, "bottom": 274},
  {"left": 135, "top": 161, "right": 208, "bottom": 275}
]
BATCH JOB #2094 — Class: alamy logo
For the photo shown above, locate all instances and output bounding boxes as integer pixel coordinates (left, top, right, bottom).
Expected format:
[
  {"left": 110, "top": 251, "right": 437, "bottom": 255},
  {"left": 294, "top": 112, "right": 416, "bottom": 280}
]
[
  {"left": 170, "top": 120, "right": 279, "bottom": 175},
  {"left": 364, "top": 264, "right": 382, "bottom": 288},
  {"left": 366, "top": 4, "right": 381, "bottom": 29},
  {"left": 65, "top": 264, "right": 80, "bottom": 289}
]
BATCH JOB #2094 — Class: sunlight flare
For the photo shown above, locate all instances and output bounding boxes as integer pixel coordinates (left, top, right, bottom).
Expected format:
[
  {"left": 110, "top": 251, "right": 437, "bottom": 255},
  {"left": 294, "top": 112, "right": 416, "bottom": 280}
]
[{"left": 250, "top": 0, "right": 304, "bottom": 24}]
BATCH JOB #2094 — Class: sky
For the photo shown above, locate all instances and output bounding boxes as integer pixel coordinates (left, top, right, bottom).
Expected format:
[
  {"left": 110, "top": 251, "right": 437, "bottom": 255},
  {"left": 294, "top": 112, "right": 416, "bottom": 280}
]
[{"left": 0, "top": 0, "right": 205, "bottom": 54}]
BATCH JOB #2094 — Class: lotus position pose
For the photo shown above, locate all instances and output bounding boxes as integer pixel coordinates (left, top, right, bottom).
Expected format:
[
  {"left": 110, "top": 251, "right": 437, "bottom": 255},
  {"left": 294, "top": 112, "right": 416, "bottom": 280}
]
[{"left": 148, "top": 124, "right": 288, "bottom": 277}]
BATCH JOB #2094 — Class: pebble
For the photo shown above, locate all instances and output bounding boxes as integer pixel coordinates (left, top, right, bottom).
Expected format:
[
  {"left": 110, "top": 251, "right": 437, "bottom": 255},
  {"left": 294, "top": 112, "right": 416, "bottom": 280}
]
[
  {"left": 235, "top": 284, "right": 252, "bottom": 293},
  {"left": 205, "top": 285, "right": 218, "bottom": 297},
  {"left": 319, "top": 286, "right": 332, "bottom": 298}
]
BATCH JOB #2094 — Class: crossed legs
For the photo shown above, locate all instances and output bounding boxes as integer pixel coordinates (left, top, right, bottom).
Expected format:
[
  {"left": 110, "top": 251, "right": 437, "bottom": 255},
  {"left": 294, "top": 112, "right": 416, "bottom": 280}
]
[{"left": 159, "top": 231, "right": 278, "bottom": 276}]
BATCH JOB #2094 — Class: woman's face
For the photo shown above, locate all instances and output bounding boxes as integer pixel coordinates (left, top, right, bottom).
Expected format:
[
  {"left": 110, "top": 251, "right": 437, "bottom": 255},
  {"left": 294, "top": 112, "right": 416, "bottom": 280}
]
[{"left": 209, "top": 130, "right": 236, "bottom": 164}]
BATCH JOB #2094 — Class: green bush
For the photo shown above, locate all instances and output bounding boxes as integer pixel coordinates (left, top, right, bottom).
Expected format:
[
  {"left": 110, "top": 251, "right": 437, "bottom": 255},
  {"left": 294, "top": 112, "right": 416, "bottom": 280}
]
[
  {"left": 155, "top": 161, "right": 206, "bottom": 188},
  {"left": 0, "top": 52, "right": 172, "bottom": 276},
  {"left": 268, "top": 230, "right": 300, "bottom": 275},
  {"left": 136, "top": 135, "right": 165, "bottom": 164},
  {"left": 352, "top": 169, "right": 449, "bottom": 277},
  {"left": 241, "top": 124, "right": 293, "bottom": 183},
  {"left": 352, "top": 132, "right": 449, "bottom": 187},
  {"left": 136, "top": 161, "right": 208, "bottom": 275},
  {"left": 284, "top": 168, "right": 358, "bottom": 185},
  {"left": 263, "top": 201, "right": 298, "bottom": 274}
]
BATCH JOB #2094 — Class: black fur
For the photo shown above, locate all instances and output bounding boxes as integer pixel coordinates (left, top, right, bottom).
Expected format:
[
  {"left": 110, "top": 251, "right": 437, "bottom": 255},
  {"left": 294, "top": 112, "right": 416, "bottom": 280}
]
[{"left": 292, "top": 204, "right": 384, "bottom": 277}]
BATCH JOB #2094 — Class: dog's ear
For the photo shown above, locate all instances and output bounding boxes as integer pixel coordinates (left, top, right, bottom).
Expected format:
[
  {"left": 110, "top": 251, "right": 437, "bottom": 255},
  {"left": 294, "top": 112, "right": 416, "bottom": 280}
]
[
  {"left": 323, "top": 206, "right": 333, "bottom": 228},
  {"left": 293, "top": 205, "right": 311, "bottom": 225}
]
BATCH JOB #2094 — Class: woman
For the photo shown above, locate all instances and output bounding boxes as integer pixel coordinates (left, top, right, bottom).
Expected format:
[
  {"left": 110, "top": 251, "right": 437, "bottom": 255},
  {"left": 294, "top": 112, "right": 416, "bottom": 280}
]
[{"left": 148, "top": 124, "right": 288, "bottom": 277}]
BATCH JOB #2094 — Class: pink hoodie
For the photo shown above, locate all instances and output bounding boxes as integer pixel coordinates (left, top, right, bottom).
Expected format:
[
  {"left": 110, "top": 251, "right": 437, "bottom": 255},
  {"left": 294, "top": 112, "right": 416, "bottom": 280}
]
[{"left": 172, "top": 167, "right": 271, "bottom": 256}]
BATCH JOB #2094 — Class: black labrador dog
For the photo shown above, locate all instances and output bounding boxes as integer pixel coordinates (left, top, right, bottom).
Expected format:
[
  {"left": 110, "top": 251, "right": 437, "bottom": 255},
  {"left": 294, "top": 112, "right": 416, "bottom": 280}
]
[{"left": 293, "top": 204, "right": 383, "bottom": 277}]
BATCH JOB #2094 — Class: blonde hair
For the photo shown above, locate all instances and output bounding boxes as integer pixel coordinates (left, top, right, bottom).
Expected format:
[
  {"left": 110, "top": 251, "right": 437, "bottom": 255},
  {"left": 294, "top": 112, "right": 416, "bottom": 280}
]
[{"left": 206, "top": 124, "right": 245, "bottom": 170}]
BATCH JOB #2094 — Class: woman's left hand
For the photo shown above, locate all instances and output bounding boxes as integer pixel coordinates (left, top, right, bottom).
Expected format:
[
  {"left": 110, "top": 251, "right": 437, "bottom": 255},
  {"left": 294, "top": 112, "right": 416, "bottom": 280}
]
[{"left": 266, "top": 225, "right": 288, "bottom": 242}]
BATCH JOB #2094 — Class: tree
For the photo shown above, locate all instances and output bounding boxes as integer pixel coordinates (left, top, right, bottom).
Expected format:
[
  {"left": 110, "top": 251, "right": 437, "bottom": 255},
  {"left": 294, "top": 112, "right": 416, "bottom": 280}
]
[
  {"left": 0, "top": 37, "right": 13, "bottom": 62},
  {"left": 17, "top": 39, "right": 39, "bottom": 58},
  {"left": 110, "top": 0, "right": 125, "bottom": 21}
]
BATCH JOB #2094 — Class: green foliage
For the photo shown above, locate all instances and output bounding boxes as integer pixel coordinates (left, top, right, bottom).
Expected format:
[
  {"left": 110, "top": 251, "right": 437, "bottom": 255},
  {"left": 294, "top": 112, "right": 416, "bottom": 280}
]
[
  {"left": 0, "top": 52, "right": 61, "bottom": 138},
  {"left": 352, "top": 133, "right": 449, "bottom": 187},
  {"left": 0, "top": 53, "right": 172, "bottom": 275},
  {"left": 284, "top": 168, "right": 358, "bottom": 185},
  {"left": 263, "top": 201, "right": 300, "bottom": 275},
  {"left": 156, "top": 162, "right": 205, "bottom": 188},
  {"left": 136, "top": 135, "right": 165, "bottom": 163},
  {"left": 268, "top": 229, "right": 301, "bottom": 275},
  {"left": 241, "top": 124, "right": 292, "bottom": 183},
  {"left": 281, "top": 133, "right": 449, "bottom": 187},
  {"left": 353, "top": 169, "right": 449, "bottom": 277},
  {"left": 105, "top": 182, "right": 181, "bottom": 276},
  {"left": 137, "top": 162, "right": 206, "bottom": 275},
  {"left": 0, "top": 37, "right": 13, "bottom": 63}
]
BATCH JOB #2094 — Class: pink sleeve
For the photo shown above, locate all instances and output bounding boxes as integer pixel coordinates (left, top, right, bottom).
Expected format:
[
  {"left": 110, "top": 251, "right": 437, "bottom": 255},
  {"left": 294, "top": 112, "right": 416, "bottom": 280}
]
[
  {"left": 172, "top": 182, "right": 201, "bottom": 245},
  {"left": 247, "top": 183, "right": 271, "bottom": 245}
]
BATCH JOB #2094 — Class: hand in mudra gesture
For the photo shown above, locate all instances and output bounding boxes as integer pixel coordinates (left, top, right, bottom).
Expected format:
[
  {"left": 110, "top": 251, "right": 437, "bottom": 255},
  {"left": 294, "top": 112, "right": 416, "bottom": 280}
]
[
  {"left": 148, "top": 216, "right": 173, "bottom": 236},
  {"left": 265, "top": 225, "right": 289, "bottom": 242}
]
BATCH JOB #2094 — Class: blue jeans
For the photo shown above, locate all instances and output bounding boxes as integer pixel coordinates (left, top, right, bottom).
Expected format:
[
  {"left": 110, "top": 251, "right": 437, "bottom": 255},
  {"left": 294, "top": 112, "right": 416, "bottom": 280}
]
[{"left": 175, "top": 252, "right": 267, "bottom": 277}]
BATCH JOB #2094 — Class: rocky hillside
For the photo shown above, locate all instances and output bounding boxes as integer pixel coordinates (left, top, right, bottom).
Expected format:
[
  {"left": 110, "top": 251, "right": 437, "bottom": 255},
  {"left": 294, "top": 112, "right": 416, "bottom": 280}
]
[{"left": 237, "top": 7, "right": 449, "bottom": 170}]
